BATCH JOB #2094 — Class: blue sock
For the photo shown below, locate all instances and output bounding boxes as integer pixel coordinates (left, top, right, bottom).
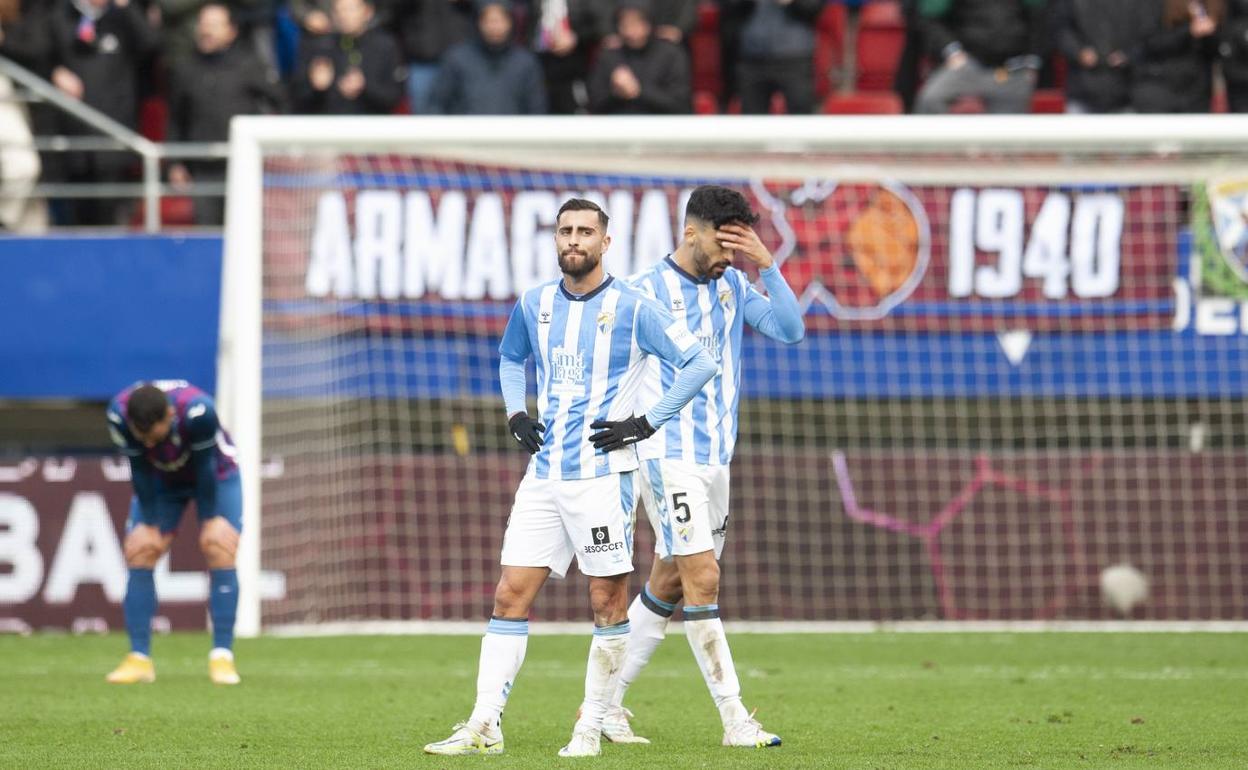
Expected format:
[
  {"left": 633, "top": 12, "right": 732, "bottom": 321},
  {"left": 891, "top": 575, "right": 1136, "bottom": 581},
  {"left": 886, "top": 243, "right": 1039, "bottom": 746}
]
[
  {"left": 209, "top": 568, "right": 239, "bottom": 651},
  {"left": 123, "top": 568, "right": 156, "bottom": 656}
]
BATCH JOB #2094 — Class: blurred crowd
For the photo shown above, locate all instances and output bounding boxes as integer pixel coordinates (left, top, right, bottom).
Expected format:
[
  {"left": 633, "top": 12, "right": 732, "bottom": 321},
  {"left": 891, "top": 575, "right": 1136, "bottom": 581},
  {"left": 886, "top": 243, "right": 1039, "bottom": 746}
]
[{"left": 0, "top": 0, "right": 1246, "bottom": 227}]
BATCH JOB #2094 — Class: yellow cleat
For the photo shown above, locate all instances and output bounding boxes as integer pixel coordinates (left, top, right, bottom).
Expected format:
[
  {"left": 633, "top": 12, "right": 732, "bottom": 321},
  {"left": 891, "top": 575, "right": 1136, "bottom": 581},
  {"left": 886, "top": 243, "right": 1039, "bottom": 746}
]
[
  {"left": 209, "top": 654, "right": 241, "bottom": 685},
  {"left": 106, "top": 653, "right": 156, "bottom": 684}
]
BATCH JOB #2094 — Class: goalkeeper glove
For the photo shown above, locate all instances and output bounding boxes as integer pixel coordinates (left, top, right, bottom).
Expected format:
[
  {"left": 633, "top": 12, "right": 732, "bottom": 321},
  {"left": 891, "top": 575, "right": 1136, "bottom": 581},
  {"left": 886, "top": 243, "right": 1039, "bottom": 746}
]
[
  {"left": 508, "top": 412, "right": 546, "bottom": 454},
  {"left": 589, "top": 415, "right": 655, "bottom": 451}
]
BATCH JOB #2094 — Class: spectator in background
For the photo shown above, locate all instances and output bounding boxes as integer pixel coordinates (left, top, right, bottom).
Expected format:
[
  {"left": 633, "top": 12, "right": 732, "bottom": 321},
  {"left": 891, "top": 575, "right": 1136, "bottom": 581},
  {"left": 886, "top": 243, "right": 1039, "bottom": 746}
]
[
  {"left": 168, "top": 3, "right": 284, "bottom": 224},
  {"left": 1221, "top": 0, "right": 1248, "bottom": 110},
  {"left": 604, "top": 0, "right": 695, "bottom": 47},
  {"left": 914, "top": 0, "right": 1047, "bottom": 114},
  {"left": 292, "top": 0, "right": 404, "bottom": 114},
  {"left": 527, "top": 0, "right": 613, "bottom": 114},
  {"left": 430, "top": 0, "right": 545, "bottom": 114},
  {"left": 45, "top": 0, "right": 158, "bottom": 225},
  {"left": 289, "top": 0, "right": 335, "bottom": 36},
  {"left": 0, "top": 0, "right": 48, "bottom": 232},
  {"left": 589, "top": 0, "right": 689, "bottom": 114},
  {"left": 724, "top": 0, "right": 822, "bottom": 114},
  {"left": 1133, "top": 0, "right": 1221, "bottom": 112},
  {"left": 1053, "top": 0, "right": 1138, "bottom": 113},
  {"left": 389, "top": 0, "right": 474, "bottom": 113},
  {"left": 158, "top": 0, "right": 277, "bottom": 76}
]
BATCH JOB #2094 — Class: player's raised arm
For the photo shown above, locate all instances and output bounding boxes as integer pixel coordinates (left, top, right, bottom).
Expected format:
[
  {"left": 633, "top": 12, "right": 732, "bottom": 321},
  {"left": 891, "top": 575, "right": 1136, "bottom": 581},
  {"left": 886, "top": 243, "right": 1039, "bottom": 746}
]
[
  {"left": 589, "top": 298, "right": 718, "bottom": 452},
  {"left": 498, "top": 298, "right": 545, "bottom": 454},
  {"left": 718, "top": 223, "right": 805, "bottom": 344}
]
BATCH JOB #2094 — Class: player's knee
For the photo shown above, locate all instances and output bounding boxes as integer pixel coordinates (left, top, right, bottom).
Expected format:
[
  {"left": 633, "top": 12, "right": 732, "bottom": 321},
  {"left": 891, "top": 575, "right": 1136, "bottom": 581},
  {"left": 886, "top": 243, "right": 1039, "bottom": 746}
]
[
  {"left": 124, "top": 532, "right": 166, "bottom": 568},
  {"left": 651, "top": 565, "right": 684, "bottom": 603},
  {"left": 680, "top": 559, "right": 721, "bottom": 605},
  {"left": 587, "top": 577, "right": 629, "bottom": 618},
  {"left": 199, "top": 526, "right": 238, "bottom": 567},
  {"left": 493, "top": 577, "right": 529, "bottom": 616}
]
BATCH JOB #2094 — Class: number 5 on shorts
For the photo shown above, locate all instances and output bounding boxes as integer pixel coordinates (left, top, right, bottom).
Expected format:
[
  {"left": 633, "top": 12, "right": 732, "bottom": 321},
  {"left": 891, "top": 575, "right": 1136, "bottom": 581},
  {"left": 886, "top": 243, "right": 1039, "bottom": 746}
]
[{"left": 672, "top": 492, "right": 691, "bottom": 524}]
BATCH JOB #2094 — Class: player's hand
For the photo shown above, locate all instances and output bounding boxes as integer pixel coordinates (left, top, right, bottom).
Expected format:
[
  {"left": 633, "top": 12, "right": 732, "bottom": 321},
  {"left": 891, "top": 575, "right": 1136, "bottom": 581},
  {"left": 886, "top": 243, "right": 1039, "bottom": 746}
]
[
  {"left": 589, "top": 415, "right": 655, "bottom": 451},
  {"left": 508, "top": 412, "right": 546, "bottom": 454},
  {"left": 717, "top": 223, "right": 774, "bottom": 270}
]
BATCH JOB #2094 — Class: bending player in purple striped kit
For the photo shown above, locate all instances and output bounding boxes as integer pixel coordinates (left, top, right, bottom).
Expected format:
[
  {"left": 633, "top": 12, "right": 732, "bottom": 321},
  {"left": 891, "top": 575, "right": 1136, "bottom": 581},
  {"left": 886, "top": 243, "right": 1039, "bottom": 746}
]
[
  {"left": 424, "top": 198, "right": 718, "bottom": 757},
  {"left": 104, "top": 380, "right": 243, "bottom": 685},
  {"left": 606, "top": 185, "right": 805, "bottom": 747}
]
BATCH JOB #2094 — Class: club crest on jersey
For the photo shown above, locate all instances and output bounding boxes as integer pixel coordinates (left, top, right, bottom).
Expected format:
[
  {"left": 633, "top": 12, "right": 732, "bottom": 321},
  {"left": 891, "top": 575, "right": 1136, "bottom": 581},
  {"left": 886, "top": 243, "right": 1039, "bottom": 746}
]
[
  {"left": 751, "top": 178, "right": 931, "bottom": 321},
  {"left": 718, "top": 289, "right": 733, "bottom": 312},
  {"left": 596, "top": 311, "right": 615, "bottom": 334},
  {"left": 1208, "top": 177, "right": 1248, "bottom": 282}
]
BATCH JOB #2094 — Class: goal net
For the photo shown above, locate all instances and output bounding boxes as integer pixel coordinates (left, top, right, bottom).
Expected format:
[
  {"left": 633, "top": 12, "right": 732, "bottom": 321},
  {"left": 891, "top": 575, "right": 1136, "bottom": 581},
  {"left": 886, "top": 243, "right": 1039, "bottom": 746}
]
[{"left": 221, "top": 116, "right": 1248, "bottom": 635}]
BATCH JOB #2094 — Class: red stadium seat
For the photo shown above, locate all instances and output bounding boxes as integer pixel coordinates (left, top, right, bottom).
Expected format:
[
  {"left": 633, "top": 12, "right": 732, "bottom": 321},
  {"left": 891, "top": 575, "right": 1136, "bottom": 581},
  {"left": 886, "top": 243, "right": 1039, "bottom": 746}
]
[
  {"left": 821, "top": 90, "right": 904, "bottom": 115},
  {"left": 1030, "top": 89, "right": 1066, "bottom": 114},
  {"left": 138, "top": 96, "right": 167, "bottom": 142},
  {"left": 858, "top": 0, "right": 904, "bottom": 29},
  {"left": 856, "top": 28, "right": 905, "bottom": 91},
  {"left": 690, "top": 1, "right": 722, "bottom": 100},
  {"left": 693, "top": 90, "right": 719, "bottom": 115},
  {"left": 130, "top": 196, "right": 195, "bottom": 228},
  {"left": 724, "top": 92, "right": 788, "bottom": 115},
  {"left": 814, "top": 3, "right": 847, "bottom": 99}
]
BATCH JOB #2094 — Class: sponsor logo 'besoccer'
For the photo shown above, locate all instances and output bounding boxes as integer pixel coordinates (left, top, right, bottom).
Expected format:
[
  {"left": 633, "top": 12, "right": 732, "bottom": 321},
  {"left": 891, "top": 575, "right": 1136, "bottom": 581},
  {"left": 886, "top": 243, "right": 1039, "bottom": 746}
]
[{"left": 751, "top": 179, "right": 931, "bottom": 322}]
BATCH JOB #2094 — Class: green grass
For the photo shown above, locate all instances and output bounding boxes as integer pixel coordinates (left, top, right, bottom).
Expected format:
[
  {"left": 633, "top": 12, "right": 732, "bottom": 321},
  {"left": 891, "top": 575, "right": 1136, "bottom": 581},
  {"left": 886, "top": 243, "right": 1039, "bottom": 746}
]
[{"left": 2, "top": 632, "right": 1246, "bottom": 768}]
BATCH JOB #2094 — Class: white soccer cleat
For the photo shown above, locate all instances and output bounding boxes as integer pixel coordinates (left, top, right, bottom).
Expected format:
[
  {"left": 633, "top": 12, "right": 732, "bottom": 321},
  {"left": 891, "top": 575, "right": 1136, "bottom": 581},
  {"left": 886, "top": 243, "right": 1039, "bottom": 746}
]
[
  {"left": 602, "top": 706, "right": 650, "bottom": 744},
  {"left": 557, "top": 725, "right": 602, "bottom": 757},
  {"left": 423, "top": 721, "right": 504, "bottom": 756},
  {"left": 722, "top": 709, "right": 781, "bottom": 748}
]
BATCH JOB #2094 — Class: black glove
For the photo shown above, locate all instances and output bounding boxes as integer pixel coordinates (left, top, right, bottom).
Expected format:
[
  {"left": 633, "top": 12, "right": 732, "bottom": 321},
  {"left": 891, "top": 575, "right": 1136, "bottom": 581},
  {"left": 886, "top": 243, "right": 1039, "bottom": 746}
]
[
  {"left": 508, "top": 412, "right": 546, "bottom": 454},
  {"left": 589, "top": 415, "right": 655, "bottom": 451}
]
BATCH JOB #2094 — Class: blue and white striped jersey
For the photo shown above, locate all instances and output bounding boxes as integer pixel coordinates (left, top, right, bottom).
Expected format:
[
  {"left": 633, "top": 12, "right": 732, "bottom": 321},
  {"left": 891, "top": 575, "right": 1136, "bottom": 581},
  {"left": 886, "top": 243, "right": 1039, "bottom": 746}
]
[
  {"left": 499, "top": 275, "right": 704, "bottom": 480},
  {"left": 630, "top": 257, "right": 804, "bottom": 465}
]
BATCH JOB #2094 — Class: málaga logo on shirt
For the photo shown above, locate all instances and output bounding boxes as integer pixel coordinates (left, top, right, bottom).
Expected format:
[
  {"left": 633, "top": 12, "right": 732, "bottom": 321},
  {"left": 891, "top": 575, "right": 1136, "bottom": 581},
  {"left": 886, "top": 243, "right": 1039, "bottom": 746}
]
[
  {"left": 596, "top": 311, "right": 615, "bottom": 335},
  {"left": 550, "top": 346, "right": 585, "bottom": 393},
  {"left": 718, "top": 289, "right": 733, "bottom": 312}
]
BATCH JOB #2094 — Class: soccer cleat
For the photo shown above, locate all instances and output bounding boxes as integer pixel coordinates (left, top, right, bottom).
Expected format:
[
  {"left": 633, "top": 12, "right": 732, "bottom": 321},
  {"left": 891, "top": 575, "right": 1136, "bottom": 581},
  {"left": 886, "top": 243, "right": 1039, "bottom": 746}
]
[
  {"left": 722, "top": 709, "right": 781, "bottom": 748},
  {"left": 209, "top": 652, "right": 241, "bottom": 685},
  {"left": 423, "top": 722, "right": 504, "bottom": 756},
  {"left": 602, "top": 706, "right": 650, "bottom": 744},
  {"left": 557, "top": 725, "right": 602, "bottom": 757},
  {"left": 105, "top": 653, "right": 155, "bottom": 684}
]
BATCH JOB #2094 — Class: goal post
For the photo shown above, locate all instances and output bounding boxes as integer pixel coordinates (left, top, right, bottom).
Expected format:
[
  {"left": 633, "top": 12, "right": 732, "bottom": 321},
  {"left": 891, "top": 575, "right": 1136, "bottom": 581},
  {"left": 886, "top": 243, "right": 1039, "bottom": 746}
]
[{"left": 221, "top": 115, "right": 1248, "bottom": 637}]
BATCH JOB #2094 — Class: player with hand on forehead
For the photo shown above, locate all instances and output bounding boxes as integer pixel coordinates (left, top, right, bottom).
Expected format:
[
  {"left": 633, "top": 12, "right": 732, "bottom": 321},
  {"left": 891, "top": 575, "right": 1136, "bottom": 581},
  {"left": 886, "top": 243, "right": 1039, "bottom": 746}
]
[
  {"left": 424, "top": 198, "right": 718, "bottom": 758},
  {"left": 606, "top": 185, "right": 805, "bottom": 748},
  {"left": 103, "top": 380, "right": 244, "bottom": 686}
]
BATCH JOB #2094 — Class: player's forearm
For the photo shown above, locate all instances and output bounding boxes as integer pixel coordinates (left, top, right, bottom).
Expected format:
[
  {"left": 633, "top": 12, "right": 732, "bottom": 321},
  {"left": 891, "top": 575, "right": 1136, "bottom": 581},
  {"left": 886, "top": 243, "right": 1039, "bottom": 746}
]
[
  {"left": 499, "top": 356, "right": 529, "bottom": 417},
  {"left": 758, "top": 263, "right": 805, "bottom": 343},
  {"left": 193, "top": 451, "right": 218, "bottom": 518},
  {"left": 130, "top": 458, "right": 158, "bottom": 516},
  {"left": 645, "top": 348, "right": 717, "bottom": 428}
]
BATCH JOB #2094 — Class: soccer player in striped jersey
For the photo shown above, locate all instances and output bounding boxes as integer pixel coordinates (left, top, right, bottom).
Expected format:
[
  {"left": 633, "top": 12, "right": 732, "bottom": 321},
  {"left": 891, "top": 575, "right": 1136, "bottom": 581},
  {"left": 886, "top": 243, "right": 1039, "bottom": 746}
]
[
  {"left": 424, "top": 198, "right": 718, "bottom": 758},
  {"left": 605, "top": 185, "right": 805, "bottom": 748},
  {"left": 103, "top": 380, "right": 243, "bottom": 685}
]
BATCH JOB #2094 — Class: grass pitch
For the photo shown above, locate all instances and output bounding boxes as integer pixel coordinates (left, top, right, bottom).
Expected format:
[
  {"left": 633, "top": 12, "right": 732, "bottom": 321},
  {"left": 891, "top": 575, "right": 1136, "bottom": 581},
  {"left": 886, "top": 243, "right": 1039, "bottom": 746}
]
[{"left": 2, "top": 632, "right": 1245, "bottom": 769}]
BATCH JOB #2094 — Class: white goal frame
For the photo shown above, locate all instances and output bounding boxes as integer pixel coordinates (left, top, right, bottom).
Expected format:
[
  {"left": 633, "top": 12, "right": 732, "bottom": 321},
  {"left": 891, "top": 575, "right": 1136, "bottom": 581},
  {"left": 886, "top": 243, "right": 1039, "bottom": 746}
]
[{"left": 220, "top": 115, "right": 1248, "bottom": 637}]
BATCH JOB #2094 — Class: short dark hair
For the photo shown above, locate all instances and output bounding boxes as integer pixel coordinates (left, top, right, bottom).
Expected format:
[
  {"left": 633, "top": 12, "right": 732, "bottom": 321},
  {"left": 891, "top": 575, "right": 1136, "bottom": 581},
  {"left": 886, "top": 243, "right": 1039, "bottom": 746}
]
[
  {"left": 557, "top": 198, "right": 609, "bottom": 230},
  {"left": 685, "top": 185, "right": 759, "bottom": 229},
  {"left": 127, "top": 385, "right": 169, "bottom": 433}
]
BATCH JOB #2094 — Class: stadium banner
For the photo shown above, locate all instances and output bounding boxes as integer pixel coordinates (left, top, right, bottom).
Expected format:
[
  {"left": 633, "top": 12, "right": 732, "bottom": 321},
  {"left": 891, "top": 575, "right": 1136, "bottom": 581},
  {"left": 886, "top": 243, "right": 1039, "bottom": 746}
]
[
  {"left": 262, "top": 167, "right": 1248, "bottom": 398},
  {"left": 0, "top": 236, "right": 222, "bottom": 400},
  {"left": 0, "top": 455, "right": 284, "bottom": 633}
]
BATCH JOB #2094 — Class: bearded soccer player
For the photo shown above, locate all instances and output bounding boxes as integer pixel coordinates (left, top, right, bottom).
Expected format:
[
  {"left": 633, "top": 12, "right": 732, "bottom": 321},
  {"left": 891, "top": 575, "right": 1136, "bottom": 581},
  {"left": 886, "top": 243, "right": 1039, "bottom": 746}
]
[
  {"left": 104, "top": 380, "right": 243, "bottom": 685},
  {"left": 605, "top": 185, "right": 805, "bottom": 747},
  {"left": 424, "top": 198, "right": 718, "bottom": 757}
]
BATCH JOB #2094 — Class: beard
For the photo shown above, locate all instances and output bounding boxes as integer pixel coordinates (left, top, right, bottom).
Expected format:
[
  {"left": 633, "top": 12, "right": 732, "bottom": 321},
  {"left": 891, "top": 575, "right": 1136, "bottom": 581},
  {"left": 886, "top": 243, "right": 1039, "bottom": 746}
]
[
  {"left": 693, "top": 244, "right": 731, "bottom": 279},
  {"left": 558, "top": 249, "right": 600, "bottom": 279}
]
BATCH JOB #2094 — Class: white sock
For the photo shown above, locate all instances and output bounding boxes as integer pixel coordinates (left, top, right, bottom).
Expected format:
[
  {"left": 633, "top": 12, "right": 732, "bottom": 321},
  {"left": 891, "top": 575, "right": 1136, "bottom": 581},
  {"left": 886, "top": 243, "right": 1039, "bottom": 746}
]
[
  {"left": 609, "top": 586, "right": 675, "bottom": 709},
  {"left": 683, "top": 605, "right": 750, "bottom": 725},
  {"left": 577, "top": 620, "right": 630, "bottom": 730},
  {"left": 209, "top": 647, "right": 233, "bottom": 661},
  {"left": 467, "top": 617, "right": 529, "bottom": 732}
]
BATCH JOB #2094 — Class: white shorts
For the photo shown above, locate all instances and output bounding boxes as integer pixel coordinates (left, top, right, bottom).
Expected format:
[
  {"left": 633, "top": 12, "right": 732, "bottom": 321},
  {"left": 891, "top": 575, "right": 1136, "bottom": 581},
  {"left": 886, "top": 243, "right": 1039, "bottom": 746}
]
[
  {"left": 638, "top": 459, "right": 730, "bottom": 560},
  {"left": 500, "top": 470, "right": 638, "bottom": 579}
]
